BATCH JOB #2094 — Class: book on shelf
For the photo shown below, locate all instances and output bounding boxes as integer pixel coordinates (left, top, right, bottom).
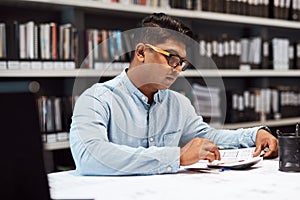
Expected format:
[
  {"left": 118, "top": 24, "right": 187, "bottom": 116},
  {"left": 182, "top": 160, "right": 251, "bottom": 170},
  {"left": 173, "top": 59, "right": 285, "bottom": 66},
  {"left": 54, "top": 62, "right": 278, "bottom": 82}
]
[
  {"left": 0, "top": 23, "right": 6, "bottom": 60},
  {"left": 37, "top": 95, "right": 78, "bottom": 144},
  {"left": 296, "top": 41, "right": 300, "bottom": 69}
]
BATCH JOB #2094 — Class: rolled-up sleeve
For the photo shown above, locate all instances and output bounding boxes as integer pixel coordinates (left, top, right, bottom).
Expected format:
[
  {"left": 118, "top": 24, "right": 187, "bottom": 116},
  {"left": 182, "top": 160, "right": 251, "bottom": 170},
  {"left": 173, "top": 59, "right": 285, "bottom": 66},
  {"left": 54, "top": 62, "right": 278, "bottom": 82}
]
[{"left": 179, "top": 95, "right": 259, "bottom": 149}]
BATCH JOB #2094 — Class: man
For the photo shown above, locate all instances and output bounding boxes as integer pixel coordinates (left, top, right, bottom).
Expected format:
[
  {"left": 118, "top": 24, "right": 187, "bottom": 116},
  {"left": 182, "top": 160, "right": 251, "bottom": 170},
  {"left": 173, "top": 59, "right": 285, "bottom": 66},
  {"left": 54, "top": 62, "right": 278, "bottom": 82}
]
[{"left": 70, "top": 13, "right": 278, "bottom": 175}]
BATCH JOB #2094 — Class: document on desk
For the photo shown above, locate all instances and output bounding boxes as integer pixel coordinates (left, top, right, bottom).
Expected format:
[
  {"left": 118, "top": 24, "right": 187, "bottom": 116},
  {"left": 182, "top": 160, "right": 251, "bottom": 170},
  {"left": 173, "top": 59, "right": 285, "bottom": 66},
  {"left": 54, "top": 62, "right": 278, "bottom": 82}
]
[{"left": 182, "top": 147, "right": 262, "bottom": 172}]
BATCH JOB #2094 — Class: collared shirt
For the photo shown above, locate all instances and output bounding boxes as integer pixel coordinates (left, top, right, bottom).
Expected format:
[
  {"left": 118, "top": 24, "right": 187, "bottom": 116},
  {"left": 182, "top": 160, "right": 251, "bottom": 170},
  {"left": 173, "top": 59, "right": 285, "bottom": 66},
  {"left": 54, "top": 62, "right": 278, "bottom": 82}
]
[{"left": 70, "top": 69, "right": 260, "bottom": 176}]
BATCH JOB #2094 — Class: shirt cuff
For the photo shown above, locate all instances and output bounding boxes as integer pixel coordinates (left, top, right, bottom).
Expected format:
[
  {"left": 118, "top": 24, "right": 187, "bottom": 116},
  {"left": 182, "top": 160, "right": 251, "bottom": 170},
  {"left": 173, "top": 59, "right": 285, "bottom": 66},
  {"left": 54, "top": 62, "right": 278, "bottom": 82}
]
[
  {"left": 251, "top": 126, "right": 268, "bottom": 144},
  {"left": 154, "top": 147, "right": 180, "bottom": 174}
]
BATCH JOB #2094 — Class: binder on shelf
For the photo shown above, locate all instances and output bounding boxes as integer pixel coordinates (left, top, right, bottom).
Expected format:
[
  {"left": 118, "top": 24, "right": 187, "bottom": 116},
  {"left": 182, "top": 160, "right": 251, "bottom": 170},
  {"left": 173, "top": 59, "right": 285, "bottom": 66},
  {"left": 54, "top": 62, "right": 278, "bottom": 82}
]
[
  {"left": 262, "top": 40, "right": 271, "bottom": 69},
  {"left": 291, "top": 0, "right": 300, "bottom": 20},
  {"left": 0, "top": 23, "right": 6, "bottom": 60},
  {"left": 192, "top": 83, "right": 222, "bottom": 124},
  {"left": 289, "top": 43, "right": 295, "bottom": 69},
  {"left": 6, "top": 21, "right": 19, "bottom": 61},
  {"left": 296, "top": 41, "right": 300, "bottom": 69},
  {"left": 19, "top": 23, "right": 26, "bottom": 60}
]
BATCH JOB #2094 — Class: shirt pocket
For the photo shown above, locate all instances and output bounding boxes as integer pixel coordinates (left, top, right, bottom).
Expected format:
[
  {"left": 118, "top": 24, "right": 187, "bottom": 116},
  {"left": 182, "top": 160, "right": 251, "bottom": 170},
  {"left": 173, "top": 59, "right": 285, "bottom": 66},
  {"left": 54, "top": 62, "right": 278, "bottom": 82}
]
[{"left": 163, "top": 130, "right": 181, "bottom": 147}]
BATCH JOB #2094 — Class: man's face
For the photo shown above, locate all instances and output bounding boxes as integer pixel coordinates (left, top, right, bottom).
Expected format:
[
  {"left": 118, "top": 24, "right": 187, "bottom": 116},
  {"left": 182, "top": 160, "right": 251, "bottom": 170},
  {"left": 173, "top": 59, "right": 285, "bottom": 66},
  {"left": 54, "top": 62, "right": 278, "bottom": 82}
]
[{"left": 134, "top": 39, "right": 187, "bottom": 91}]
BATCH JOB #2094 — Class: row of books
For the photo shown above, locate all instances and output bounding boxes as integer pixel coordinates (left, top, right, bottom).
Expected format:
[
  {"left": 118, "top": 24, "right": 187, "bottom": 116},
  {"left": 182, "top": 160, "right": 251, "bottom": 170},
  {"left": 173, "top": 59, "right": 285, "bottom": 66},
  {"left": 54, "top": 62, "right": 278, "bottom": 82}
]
[
  {"left": 37, "top": 95, "right": 78, "bottom": 143},
  {"left": 0, "top": 21, "right": 78, "bottom": 62},
  {"left": 85, "top": 29, "right": 133, "bottom": 69},
  {"left": 198, "top": 36, "right": 300, "bottom": 70},
  {"left": 98, "top": 0, "right": 168, "bottom": 7},
  {"left": 2, "top": 21, "right": 300, "bottom": 70},
  {"left": 226, "top": 86, "right": 300, "bottom": 123},
  {"left": 169, "top": 0, "right": 300, "bottom": 21},
  {"left": 190, "top": 83, "right": 300, "bottom": 124}
]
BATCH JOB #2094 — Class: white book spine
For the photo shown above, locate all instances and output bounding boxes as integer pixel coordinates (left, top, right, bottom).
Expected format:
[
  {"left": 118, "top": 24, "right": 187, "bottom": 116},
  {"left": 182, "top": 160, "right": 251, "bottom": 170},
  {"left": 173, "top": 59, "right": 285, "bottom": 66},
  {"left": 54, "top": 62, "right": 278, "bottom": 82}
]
[
  {"left": 26, "top": 21, "right": 35, "bottom": 59},
  {"left": 19, "top": 24, "right": 26, "bottom": 59}
]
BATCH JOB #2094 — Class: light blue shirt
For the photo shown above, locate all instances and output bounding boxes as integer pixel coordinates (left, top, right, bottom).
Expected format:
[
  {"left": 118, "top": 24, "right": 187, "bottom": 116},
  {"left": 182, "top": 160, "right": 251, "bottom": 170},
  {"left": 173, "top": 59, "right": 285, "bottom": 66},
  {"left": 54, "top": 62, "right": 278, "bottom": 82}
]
[{"left": 70, "top": 69, "right": 260, "bottom": 176}]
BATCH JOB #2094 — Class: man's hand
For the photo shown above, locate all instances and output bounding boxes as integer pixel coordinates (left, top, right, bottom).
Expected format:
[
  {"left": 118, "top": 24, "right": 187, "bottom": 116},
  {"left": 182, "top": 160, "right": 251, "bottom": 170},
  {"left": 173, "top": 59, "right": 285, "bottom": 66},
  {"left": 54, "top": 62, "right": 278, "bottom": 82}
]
[
  {"left": 253, "top": 129, "right": 278, "bottom": 158},
  {"left": 180, "top": 138, "right": 220, "bottom": 166}
]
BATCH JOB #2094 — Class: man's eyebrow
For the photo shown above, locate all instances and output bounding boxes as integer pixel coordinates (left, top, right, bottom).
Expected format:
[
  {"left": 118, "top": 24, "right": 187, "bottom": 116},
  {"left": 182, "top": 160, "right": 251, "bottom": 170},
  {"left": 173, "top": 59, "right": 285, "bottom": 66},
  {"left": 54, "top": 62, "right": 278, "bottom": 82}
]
[{"left": 164, "top": 48, "right": 186, "bottom": 58}]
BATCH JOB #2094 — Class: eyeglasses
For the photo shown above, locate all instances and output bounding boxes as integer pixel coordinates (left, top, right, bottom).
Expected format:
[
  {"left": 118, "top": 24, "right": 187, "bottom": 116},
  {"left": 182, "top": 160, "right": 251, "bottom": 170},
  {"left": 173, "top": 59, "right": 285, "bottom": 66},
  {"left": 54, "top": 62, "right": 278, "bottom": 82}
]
[{"left": 145, "top": 43, "right": 189, "bottom": 71}]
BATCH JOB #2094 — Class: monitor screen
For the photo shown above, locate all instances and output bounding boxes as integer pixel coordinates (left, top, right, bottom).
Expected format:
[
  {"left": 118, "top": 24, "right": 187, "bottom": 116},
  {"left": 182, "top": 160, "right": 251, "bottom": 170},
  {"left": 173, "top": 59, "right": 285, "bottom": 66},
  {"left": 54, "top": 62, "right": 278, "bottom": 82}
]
[{"left": 0, "top": 91, "right": 51, "bottom": 200}]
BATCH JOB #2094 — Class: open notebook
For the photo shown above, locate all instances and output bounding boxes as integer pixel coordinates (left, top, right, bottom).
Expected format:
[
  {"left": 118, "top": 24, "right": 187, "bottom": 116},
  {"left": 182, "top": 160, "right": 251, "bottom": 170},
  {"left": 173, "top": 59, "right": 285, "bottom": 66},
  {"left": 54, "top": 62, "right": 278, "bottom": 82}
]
[{"left": 0, "top": 87, "right": 92, "bottom": 200}]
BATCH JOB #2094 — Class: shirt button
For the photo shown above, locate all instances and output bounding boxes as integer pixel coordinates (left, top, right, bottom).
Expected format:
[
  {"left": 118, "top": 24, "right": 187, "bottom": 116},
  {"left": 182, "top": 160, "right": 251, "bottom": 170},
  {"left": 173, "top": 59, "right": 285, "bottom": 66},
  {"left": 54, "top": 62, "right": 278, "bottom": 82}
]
[
  {"left": 149, "top": 137, "right": 154, "bottom": 142},
  {"left": 142, "top": 96, "right": 147, "bottom": 101},
  {"left": 167, "top": 166, "right": 172, "bottom": 172}
]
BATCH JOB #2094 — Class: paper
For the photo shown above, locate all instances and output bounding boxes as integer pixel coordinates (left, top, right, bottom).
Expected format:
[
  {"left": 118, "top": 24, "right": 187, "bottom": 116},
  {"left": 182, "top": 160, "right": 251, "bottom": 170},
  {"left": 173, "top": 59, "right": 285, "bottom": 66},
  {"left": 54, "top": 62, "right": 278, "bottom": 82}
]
[{"left": 182, "top": 147, "right": 262, "bottom": 171}]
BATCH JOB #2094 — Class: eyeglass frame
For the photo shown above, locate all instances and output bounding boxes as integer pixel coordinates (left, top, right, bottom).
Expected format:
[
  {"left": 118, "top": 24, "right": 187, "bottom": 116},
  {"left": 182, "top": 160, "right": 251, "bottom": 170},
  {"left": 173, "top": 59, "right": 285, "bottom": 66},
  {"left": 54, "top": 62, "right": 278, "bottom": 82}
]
[{"left": 145, "top": 43, "right": 189, "bottom": 71}]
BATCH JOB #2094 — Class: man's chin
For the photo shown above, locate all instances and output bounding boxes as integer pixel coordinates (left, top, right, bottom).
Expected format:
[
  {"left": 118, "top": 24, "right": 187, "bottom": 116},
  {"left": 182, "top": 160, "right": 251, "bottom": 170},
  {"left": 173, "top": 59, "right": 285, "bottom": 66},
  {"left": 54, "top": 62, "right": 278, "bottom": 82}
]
[{"left": 157, "top": 83, "right": 172, "bottom": 90}]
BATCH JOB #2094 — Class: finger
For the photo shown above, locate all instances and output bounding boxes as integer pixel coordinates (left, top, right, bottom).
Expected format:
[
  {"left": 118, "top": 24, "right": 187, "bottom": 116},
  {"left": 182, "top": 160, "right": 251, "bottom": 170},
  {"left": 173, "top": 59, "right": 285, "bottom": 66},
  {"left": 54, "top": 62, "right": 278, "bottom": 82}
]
[
  {"left": 253, "top": 145, "right": 262, "bottom": 157},
  {"left": 264, "top": 141, "right": 278, "bottom": 158},
  {"left": 209, "top": 145, "right": 221, "bottom": 160},
  {"left": 214, "top": 148, "right": 221, "bottom": 160},
  {"left": 206, "top": 152, "right": 217, "bottom": 162}
]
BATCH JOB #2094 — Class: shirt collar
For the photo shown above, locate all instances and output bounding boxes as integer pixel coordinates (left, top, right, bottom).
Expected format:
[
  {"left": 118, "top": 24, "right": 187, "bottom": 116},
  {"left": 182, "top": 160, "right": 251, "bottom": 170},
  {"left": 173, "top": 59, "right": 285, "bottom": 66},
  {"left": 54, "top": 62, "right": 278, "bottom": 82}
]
[{"left": 120, "top": 68, "right": 167, "bottom": 104}]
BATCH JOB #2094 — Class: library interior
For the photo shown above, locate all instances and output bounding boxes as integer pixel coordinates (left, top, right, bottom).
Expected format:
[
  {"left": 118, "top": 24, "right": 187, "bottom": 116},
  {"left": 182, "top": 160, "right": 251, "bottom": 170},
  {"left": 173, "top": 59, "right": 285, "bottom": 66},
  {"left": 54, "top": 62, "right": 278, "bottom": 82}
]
[{"left": 1, "top": 0, "right": 300, "bottom": 200}]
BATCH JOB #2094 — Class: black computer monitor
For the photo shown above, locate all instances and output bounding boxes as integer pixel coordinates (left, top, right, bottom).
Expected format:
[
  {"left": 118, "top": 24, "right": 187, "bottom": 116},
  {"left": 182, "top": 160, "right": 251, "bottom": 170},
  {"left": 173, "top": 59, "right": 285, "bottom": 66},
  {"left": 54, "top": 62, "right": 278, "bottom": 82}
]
[{"left": 0, "top": 90, "right": 51, "bottom": 200}]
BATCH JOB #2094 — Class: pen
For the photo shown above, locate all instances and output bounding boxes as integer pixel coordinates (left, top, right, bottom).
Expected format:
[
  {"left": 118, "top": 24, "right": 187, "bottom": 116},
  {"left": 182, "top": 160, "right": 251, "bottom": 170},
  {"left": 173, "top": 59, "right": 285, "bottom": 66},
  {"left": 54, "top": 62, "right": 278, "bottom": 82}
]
[
  {"left": 260, "top": 147, "right": 269, "bottom": 157},
  {"left": 276, "top": 129, "right": 282, "bottom": 136},
  {"left": 219, "top": 167, "right": 231, "bottom": 172},
  {"left": 296, "top": 124, "right": 299, "bottom": 137}
]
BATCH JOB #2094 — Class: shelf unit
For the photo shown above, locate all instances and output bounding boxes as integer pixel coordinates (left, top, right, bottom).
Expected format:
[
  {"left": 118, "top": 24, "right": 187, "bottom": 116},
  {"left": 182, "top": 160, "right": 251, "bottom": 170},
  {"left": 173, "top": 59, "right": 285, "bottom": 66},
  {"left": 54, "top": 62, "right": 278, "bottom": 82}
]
[
  {"left": 18, "top": 0, "right": 300, "bottom": 29},
  {"left": 2, "top": 68, "right": 300, "bottom": 77},
  {"left": 2, "top": 0, "right": 300, "bottom": 152}
]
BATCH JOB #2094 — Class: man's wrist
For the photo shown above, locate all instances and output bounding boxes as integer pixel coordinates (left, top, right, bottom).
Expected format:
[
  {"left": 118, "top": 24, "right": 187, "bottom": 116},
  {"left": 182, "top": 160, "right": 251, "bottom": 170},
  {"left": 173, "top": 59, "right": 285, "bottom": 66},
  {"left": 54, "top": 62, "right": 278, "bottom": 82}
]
[{"left": 259, "top": 126, "right": 272, "bottom": 134}]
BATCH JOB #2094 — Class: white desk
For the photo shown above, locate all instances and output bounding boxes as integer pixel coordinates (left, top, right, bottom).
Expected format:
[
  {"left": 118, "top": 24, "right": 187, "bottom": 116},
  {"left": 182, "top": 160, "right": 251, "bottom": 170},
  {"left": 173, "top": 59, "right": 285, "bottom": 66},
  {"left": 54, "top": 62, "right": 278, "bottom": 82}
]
[{"left": 49, "top": 159, "right": 300, "bottom": 200}]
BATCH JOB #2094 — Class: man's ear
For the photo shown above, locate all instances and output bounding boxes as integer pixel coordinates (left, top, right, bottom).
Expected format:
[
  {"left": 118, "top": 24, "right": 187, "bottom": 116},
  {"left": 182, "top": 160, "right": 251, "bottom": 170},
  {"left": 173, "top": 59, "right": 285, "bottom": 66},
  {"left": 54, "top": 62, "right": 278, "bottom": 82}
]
[{"left": 135, "top": 43, "right": 146, "bottom": 62}]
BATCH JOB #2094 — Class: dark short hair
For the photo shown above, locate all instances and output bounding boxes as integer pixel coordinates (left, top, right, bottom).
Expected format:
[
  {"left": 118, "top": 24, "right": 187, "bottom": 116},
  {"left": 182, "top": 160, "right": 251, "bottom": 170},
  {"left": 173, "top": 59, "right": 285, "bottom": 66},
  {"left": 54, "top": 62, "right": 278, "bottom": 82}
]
[{"left": 133, "top": 13, "right": 194, "bottom": 45}]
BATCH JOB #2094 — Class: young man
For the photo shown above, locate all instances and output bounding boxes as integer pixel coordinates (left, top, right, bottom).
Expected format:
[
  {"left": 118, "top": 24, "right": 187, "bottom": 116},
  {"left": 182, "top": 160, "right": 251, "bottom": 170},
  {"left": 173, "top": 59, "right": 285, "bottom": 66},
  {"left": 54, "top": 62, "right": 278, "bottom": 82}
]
[{"left": 70, "top": 13, "right": 278, "bottom": 175}]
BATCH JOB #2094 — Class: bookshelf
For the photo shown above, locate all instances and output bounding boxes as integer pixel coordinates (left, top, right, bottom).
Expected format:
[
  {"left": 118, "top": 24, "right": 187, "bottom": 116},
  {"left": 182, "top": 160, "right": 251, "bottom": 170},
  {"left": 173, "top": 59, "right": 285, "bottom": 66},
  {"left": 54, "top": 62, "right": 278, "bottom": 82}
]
[
  {"left": 2, "top": 1, "right": 300, "bottom": 152},
  {"left": 2, "top": 68, "right": 300, "bottom": 77},
  {"left": 14, "top": 0, "right": 300, "bottom": 29}
]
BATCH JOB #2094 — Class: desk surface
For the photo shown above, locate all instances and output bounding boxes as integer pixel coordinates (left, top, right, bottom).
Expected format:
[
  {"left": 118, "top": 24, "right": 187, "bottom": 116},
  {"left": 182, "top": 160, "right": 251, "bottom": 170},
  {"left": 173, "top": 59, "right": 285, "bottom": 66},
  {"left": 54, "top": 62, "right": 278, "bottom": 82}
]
[{"left": 49, "top": 159, "right": 300, "bottom": 200}]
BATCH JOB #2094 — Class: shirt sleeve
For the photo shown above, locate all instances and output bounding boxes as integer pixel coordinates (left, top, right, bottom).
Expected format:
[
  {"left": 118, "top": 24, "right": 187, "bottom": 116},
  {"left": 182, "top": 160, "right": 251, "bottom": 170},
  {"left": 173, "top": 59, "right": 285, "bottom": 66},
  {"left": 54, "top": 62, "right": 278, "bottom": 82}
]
[
  {"left": 179, "top": 95, "right": 259, "bottom": 149},
  {"left": 70, "top": 86, "right": 180, "bottom": 176}
]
